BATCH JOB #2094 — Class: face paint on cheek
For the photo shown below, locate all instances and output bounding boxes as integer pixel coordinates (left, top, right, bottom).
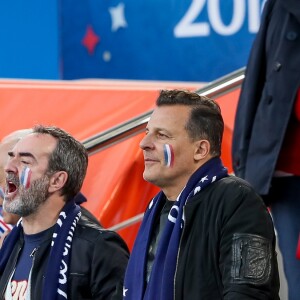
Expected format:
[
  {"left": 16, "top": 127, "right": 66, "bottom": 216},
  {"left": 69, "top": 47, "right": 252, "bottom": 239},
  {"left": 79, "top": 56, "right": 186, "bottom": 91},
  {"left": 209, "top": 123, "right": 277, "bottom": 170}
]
[
  {"left": 20, "top": 167, "right": 32, "bottom": 189},
  {"left": 0, "top": 187, "right": 5, "bottom": 199},
  {"left": 163, "top": 144, "right": 174, "bottom": 168}
]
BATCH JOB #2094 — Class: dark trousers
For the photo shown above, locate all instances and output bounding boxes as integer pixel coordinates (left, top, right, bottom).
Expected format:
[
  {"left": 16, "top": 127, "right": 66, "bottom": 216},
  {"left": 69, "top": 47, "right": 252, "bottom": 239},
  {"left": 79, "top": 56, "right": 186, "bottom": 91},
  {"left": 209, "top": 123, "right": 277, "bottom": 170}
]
[{"left": 269, "top": 176, "right": 300, "bottom": 300}]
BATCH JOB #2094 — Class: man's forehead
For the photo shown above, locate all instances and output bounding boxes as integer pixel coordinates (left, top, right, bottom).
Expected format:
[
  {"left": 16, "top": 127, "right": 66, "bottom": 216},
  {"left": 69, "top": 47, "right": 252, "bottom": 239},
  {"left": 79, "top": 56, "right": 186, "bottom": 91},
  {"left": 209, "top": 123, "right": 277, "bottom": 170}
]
[
  {"left": 148, "top": 105, "right": 189, "bottom": 127},
  {"left": 0, "top": 142, "right": 14, "bottom": 163},
  {"left": 12, "top": 133, "right": 57, "bottom": 156}
]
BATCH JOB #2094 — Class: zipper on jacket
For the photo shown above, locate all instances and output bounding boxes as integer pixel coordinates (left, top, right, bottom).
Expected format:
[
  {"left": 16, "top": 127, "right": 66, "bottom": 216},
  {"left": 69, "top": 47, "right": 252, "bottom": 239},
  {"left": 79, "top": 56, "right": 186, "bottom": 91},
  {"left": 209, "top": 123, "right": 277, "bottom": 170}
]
[
  {"left": 173, "top": 207, "right": 186, "bottom": 300},
  {"left": 0, "top": 246, "right": 22, "bottom": 299},
  {"left": 29, "top": 247, "right": 39, "bottom": 297}
]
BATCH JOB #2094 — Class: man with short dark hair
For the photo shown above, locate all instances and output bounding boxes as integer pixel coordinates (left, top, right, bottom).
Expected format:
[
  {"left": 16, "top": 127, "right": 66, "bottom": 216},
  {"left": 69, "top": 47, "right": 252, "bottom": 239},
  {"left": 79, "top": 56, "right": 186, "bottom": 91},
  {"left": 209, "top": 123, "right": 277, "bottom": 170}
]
[
  {"left": 124, "top": 90, "right": 279, "bottom": 300},
  {"left": 0, "top": 125, "right": 129, "bottom": 299}
]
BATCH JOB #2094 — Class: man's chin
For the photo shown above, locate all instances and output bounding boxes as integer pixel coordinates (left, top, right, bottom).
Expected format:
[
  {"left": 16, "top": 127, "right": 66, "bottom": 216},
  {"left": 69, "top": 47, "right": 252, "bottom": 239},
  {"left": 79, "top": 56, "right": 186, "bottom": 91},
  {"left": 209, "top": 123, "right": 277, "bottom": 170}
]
[
  {"left": 3, "top": 197, "right": 20, "bottom": 213},
  {"left": 143, "top": 174, "right": 158, "bottom": 185}
]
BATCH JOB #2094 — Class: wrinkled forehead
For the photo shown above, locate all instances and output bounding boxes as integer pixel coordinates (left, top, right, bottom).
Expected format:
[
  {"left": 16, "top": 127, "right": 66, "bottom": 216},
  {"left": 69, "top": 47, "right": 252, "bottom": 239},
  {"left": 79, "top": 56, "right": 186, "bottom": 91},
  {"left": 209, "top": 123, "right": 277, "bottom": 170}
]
[{"left": 11, "top": 133, "right": 57, "bottom": 161}]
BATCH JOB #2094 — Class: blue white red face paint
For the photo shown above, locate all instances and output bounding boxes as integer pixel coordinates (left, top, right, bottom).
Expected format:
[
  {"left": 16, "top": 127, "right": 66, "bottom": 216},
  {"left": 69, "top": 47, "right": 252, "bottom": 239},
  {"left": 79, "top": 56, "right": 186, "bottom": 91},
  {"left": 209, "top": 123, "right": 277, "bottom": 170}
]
[
  {"left": 20, "top": 167, "right": 32, "bottom": 189},
  {"left": 0, "top": 187, "right": 5, "bottom": 199},
  {"left": 163, "top": 144, "right": 174, "bottom": 167}
]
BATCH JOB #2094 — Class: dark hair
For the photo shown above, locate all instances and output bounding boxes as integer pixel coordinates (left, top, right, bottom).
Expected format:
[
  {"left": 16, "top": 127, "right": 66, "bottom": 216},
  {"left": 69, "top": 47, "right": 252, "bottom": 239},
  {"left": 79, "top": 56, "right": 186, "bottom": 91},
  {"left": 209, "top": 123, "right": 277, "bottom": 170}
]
[
  {"left": 156, "top": 89, "right": 224, "bottom": 157},
  {"left": 33, "top": 125, "right": 88, "bottom": 200}
]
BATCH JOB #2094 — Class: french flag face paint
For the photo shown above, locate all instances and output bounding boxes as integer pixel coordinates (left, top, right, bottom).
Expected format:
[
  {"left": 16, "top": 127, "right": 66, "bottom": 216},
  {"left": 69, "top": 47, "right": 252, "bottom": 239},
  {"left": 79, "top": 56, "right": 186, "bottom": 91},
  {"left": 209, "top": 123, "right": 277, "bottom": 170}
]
[
  {"left": 163, "top": 144, "right": 174, "bottom": 167},
  {"left": 0, "top": 187, "right": 5, "bottom": 199},
  {"left": 20, "top": 167, "right": 32, "bottom": 189}
]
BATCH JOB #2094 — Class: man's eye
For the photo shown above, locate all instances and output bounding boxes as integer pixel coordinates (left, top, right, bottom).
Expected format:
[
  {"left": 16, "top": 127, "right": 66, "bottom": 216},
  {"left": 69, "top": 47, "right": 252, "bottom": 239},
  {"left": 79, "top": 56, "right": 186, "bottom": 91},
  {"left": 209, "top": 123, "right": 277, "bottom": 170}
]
[
  {"left": 21, "top": 161, "right": 29, "bottom": 165},
  {"left": 158, "top": 133, "right": 168, "bottom": 138}
]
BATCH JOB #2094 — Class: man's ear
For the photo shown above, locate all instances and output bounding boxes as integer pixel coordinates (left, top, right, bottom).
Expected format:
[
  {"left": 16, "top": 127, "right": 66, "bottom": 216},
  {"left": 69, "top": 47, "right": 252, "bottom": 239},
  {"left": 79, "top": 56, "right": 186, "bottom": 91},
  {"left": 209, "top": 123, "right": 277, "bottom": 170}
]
[
  {"left": 48, "top": 171, "right": 68, "bottom": 193},
  {"left": 194, "top": 140, "right": 210, "bottom": 161}
]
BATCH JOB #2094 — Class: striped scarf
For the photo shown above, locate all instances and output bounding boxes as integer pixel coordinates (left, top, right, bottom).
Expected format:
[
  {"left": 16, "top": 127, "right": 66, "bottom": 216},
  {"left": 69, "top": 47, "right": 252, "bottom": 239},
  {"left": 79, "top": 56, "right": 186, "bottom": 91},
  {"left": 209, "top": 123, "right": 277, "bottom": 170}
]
[
  {"left": 0, "top": 200, "right": 81, "bottom": 299},
  {"left": 0, "top": 210, "right": 13, "bottom": 237},
  {"left": 124, "top": 157, "right": 228, "bottom": 300}
]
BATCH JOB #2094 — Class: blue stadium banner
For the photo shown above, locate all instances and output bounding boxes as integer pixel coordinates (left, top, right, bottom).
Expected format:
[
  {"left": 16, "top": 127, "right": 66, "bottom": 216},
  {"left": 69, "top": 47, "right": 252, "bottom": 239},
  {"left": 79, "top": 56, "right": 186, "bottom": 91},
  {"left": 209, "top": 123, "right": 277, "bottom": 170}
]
[{"left": 61, "top": 0, "right": 266, "bottom": 82}]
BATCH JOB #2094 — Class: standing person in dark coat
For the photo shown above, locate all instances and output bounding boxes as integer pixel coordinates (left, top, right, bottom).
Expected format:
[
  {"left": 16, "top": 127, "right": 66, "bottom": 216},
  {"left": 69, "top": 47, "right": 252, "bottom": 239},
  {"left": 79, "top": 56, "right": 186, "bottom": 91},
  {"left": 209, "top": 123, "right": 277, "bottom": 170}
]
[{"left": 232, "top": 0, "right": 300, "bottom": 299}]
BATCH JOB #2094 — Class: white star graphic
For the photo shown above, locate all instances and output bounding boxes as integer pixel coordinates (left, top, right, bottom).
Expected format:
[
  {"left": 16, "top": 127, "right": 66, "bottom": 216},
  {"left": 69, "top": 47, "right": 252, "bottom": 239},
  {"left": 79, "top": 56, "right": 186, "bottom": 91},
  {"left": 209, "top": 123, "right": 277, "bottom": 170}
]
[
  {"left": 109, "top": 3, "right": 128, "bottom": 32},
  {"left": 200, "top": 175, "right": 208, "bottom": 183},
  {"left": 123, "top": 287, "right": 128, "bottom": 297},
  {"left": 194, "top": 186, "right": 201, "bottom": 195}
]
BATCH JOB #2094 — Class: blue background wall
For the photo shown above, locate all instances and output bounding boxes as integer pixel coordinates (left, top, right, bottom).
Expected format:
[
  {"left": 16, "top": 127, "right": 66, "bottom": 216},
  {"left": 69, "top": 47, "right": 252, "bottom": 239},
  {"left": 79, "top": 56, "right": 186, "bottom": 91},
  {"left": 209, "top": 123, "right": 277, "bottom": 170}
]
[
  {"left": 0, "top": 1, "right": 59, "bottom": 79},
  {"left": 0, "top": 0, "right": 265, "bottom": 82}
]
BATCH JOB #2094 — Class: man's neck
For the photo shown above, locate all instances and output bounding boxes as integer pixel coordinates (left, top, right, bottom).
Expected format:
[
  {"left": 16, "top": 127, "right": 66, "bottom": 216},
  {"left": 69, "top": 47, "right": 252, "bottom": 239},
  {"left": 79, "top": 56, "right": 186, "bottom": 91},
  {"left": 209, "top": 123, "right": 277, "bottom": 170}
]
[
  {"left": 22, "top": 197, "right": 65, "bottom": 234},
  {"left": 162, "top": 184, "right": 185, "bottom": 201}
]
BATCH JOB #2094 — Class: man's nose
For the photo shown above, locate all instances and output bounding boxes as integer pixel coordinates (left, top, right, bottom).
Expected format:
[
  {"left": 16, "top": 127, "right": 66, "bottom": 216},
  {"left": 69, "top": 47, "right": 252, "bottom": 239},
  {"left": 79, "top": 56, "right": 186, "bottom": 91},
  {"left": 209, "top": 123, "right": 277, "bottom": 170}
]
[
  {"left": 4, "top": 158, "right": 18, "bottom": 175},
  {"left": 140, "top": 133, "right": 154, "bottom": 150}
]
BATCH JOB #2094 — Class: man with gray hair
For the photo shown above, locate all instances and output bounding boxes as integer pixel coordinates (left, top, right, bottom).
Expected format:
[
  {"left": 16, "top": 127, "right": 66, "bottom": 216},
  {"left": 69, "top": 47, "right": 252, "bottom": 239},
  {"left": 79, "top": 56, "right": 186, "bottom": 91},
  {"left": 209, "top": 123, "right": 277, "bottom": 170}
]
[
  {"left": 0, "top": 125, "right": 129, "bottom": 299},
  {"left": 0, "top": 129, "right": 101, "bottom": 247}
]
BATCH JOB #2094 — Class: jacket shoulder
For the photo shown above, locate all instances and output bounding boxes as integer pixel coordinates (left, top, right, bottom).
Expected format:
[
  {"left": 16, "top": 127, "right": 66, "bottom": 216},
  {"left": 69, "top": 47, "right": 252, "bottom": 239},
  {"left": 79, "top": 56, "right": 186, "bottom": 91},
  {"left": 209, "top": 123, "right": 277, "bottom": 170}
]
[
  {"left": 194, "top": 175, "right": 267, "bottom": 213},
  {"left": 209, "top": 175, "right": 258, "bottom": 197},
  {"left": 75, "top": 213, "right": 129, "bottom": 254}
]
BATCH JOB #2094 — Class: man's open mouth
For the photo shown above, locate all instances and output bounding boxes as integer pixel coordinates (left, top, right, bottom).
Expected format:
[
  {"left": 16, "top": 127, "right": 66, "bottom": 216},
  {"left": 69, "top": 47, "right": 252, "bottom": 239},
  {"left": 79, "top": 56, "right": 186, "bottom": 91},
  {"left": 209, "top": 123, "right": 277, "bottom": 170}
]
[
  {"left": 7, "top": 181, "right": 17, "bottom": 193},
  {"left": 5, "top": 176, "right": 20, "bottom": 197}
]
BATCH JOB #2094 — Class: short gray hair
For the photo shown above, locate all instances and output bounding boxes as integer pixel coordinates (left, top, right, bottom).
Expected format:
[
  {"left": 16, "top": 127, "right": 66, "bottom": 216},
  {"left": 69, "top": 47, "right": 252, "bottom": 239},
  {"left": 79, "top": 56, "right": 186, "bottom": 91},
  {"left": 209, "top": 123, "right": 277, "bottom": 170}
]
[{"left": 33, "top": 125, "right": 88, "bottom": 201}]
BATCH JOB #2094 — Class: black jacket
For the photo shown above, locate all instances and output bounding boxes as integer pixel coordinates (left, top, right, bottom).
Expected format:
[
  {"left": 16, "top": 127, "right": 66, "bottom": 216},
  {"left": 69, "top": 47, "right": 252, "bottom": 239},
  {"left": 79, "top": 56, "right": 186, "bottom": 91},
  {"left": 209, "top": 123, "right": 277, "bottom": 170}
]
[
  {"left": 174, "top": 176, "right": 279, "bottom": 299},
  {"left": 0, "top": 212, "right": 129, "bottom": 299},
  {"left": 232, "top": 0, "right": 300, "bottom": 194}
]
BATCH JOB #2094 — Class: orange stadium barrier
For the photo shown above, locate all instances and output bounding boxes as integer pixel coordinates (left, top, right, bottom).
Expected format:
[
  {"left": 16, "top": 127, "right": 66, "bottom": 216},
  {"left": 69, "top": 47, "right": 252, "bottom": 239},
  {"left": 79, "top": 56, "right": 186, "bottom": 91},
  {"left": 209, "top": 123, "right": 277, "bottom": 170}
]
[{"left": 0, "top": 76, "right": 240, "bottom": 250}]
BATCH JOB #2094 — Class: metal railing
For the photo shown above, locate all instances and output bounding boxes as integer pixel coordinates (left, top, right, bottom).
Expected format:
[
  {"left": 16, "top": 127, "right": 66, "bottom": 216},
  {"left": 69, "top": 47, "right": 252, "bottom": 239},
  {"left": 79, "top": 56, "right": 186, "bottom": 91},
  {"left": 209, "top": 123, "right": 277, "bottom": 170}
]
[
  {"left": 108, "top": 213, "right": 145, "bottom": 231},
  {"left": 195, "top": 67, "right": 245, "bottom": 97},
  {"left": 82, "top": 68, "right": 245, "bottom": 155},
  {"left": 83, "top": 111, "right": 152, "bottom": 156}
]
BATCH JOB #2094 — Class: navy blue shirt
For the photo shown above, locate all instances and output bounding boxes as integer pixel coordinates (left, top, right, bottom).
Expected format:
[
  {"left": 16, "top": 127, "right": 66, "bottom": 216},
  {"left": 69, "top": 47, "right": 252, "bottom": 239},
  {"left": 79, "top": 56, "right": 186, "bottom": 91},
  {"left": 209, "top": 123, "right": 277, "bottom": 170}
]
[{"left": 10, "top": 227, "right": 53, "bottom": 298}]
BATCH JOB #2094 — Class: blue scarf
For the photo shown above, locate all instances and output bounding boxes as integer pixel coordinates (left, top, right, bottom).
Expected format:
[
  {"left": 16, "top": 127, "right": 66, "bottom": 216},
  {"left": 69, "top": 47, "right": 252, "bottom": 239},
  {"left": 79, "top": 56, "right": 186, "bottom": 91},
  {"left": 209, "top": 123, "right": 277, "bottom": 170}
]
[
  {"left": 0, "top": 200, "right": 81, "bottom": 300},
  {"left": 123, "top": 157, "right": 228, "bottom": 300}
]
